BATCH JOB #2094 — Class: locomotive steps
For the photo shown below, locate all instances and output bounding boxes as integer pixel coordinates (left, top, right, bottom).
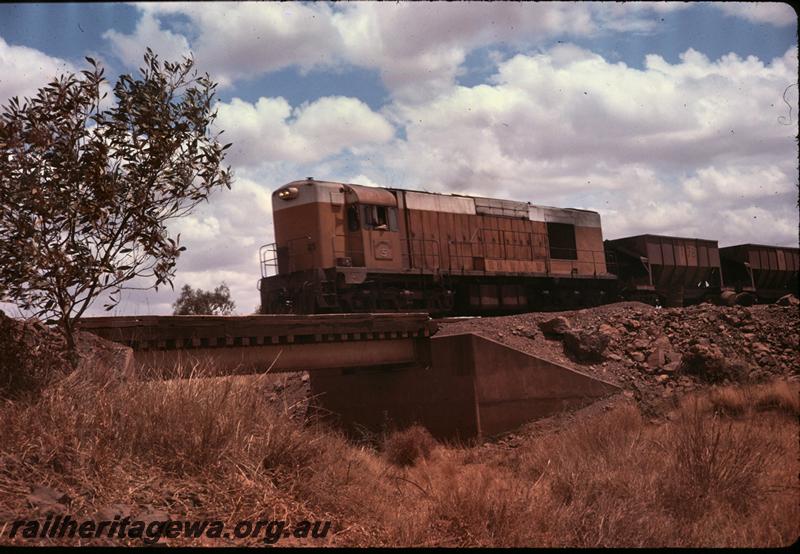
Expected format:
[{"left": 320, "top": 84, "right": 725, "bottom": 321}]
[{"left": 78, "top": 313, "right": 620, "bottom": 439}]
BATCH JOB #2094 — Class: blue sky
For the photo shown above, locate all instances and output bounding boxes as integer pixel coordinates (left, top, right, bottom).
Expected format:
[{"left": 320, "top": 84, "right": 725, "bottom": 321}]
[{"left": 0, "top": 2, "right": 797, "bottom": 315}]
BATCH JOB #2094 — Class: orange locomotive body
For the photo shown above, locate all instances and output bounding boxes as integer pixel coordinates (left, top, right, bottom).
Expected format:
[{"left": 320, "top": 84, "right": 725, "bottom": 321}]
[{"left": 259, "top": 178, "right": 616, "bottom": 315}]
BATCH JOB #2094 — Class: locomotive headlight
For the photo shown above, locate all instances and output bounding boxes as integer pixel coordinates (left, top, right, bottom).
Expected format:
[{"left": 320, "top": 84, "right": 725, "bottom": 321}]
[{"left": 277, "top": 186, "right": 299, "bottom": 201}]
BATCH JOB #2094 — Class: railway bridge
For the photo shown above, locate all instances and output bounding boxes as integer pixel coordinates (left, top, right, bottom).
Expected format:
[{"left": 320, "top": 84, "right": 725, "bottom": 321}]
[{"left": 78, "top": 313, "right": 619, "bottom": 439}]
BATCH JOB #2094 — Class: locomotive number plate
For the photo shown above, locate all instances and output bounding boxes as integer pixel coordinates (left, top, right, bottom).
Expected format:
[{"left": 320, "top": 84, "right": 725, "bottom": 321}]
[{"left": 374, "top": 240, "right": 393, "bottom": 260}]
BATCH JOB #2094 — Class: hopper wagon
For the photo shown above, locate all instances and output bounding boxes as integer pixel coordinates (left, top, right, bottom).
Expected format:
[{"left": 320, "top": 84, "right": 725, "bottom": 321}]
[
  {"left": 719, "top": 244, "right": 799, "bottom": 303},
  {"left": 604, "top": 234, "right": 723, "bottom": 307}
]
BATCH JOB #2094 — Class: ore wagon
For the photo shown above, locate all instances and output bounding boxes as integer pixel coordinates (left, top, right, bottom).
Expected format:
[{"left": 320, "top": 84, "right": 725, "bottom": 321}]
[
  {"left": 604, "top": 234, "right": 723, "bottom": 306},
  {"left": 719, "top": 244, "right": 799, "bottom": 302}
]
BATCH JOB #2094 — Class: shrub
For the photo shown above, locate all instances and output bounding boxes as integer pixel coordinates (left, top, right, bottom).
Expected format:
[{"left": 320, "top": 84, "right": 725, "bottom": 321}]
[
  {"left": 384, "top": 425, "right": 437, "bottom": 467},
  {"left": 0, "top": 312, "right": 68, "bottom": 399},
  {"left": 664, "top": 405, "right": 776, "bottom": 516}
]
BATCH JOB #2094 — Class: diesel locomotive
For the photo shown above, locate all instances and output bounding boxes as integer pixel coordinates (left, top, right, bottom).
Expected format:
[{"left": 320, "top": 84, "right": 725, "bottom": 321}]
[{"left": 258, "top": 178, "right": 799, "bottom": 315}]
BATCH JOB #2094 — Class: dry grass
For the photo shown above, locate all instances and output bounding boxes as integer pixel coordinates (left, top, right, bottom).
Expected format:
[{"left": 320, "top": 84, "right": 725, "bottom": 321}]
[
  {"left": 664, "top": 405, "right": 775, "bottom": 517},
  {"left": 0, "top": 366, "right": 797, "bottom": 547},
  {"left": 752, "top": 380, "right": 800, "bottom": 416},
  {"left": 706, "top": 386, "right": 750, "bottom": 417},
  {"left": 383, "top": 425, "right": 437, "bottom": 467},
  {"left": 683, "top": 380, "right": 799, "bottom": 419}
]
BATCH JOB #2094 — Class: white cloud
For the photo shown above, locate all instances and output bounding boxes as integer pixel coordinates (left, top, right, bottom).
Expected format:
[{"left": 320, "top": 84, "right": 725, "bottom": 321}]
[
  {"left": 87, "top": 175, "right": 275, "bottom": 316},
  {"left": 102, "top": 11, "right": 191, "bottom": 69},
  {"left": 215, "top": 95, "right": 394, "bottom": 166},
  {"left": 103, "top": 2, "right": 797, "bottom": 100},
  {"left": 589, "top": 1, "right": 693, "bottom": 33},
  {"left": 330, "top": 2, "right": 599, "bottom": 100},
  {"left": 363, "top": 44, "right": 797, "bottom": 248},
  {"left": 712, "top": 204, "right": 799, "bottom": 248},
  {"left": 103, "top": 2, "right": 798, "bottom": 102},
  {"left": 104, "top": 2, "right": 707, "bottom": 99},
  {"left": 683, "top": 166, "right": 794, "bottom": 201},
  {"left": 0, "top": 37, "right": 76, "bottom": 103},
  {"left": 109, "top": 2, "right": 342, "bottom": 87},
  {"left": 386, "top": 44, "right": 797, "bottom": 175},
  {"left": 714, "top": 2, "right": 797, "bottom": 27}
]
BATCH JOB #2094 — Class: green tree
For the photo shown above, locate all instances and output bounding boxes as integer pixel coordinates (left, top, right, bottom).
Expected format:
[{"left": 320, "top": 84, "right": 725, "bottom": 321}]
[
  {"left": 172, "top": 283, "right": 236, "bottom": 315},
  {"left": 0, "top": 49, "right": 233, "bottom": 362}
]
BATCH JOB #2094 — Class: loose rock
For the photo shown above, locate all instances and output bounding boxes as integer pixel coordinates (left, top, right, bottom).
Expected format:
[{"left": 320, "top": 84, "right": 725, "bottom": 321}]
[
  {"left": 563, "top": 328, "right": 610, "bottom": 362},
  {"left": 539, "top": 316, "right": 571, "bottom": 337}
]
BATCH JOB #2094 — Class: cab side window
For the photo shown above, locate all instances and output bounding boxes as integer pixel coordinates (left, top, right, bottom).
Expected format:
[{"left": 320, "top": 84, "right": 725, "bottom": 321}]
[
  {"left": 360, "top": 205, "right": 398, "bottom": 231},
  {"left": 374, "top": 206, "right": 389, "bottom": 228}
]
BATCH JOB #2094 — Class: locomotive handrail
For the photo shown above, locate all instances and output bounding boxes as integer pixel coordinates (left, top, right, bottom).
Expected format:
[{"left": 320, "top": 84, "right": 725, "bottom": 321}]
[
  {"left": 259, "top": 243, "right": 278, "bottom": 278},
  {"left": 261, "top": 236, "right": 314, "bottom": 277}
]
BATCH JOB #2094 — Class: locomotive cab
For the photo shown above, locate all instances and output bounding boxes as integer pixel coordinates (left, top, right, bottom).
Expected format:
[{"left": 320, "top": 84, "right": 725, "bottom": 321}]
[
  {"left": 342, "top": 185, "right": 403, "bottom": 271},
  {"left": 260, "top": 179, "right": 406, "bottom": 313}
]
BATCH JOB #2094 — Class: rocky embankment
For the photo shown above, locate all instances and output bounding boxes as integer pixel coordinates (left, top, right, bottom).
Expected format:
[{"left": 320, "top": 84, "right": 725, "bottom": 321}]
[
  {"left": 438, "top": 298, "right": 799, "bottom": 413},
  {"left": 3, "top": 298, "right": 798, "bottom": 411}
]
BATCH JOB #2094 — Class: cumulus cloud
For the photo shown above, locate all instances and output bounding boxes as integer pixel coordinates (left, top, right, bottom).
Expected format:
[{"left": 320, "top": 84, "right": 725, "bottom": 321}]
[
  {"left": 330, "top": 2, "right": 597, "bottom": 100},
  {"left": 103, "top": 12, "right": 190, "bottom": 67},
  {"left": 102, "top": 11, "right": 192, "bottom": 68},
  {"left": 104, "top": 2, "right": 710, "bottom": 99},
  {"left": 384, "top": 44, "right": 797, "bottom": 174},
  {"left": 714, "top": 2, "right": 797, "bottom": 27},
  {"left": 90, "top": 175, "right": 275, "bottom": 316},
  {"left": 682, "top": 166, "right": 794, "bottom": 201},
  {"left": 363, "top": 44, "right": 797, "bottom": 248},
  {"left": 107, "top": 2, "right": 342, "bottom": 87},
  {"left": 717, "top": 205, "right": 798, "bottom": 246},
  {"left": 589, "top": 1, "right": 692, "bottom": 33},
  {"left": 104, "top": 3, "right": 796, "bottom": 99},
  {"left": 0, "top": 37, "right": 76, "bottom": 103},
  {"left": 215, "top": 95, "right": 394, "bottom": 166}
]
